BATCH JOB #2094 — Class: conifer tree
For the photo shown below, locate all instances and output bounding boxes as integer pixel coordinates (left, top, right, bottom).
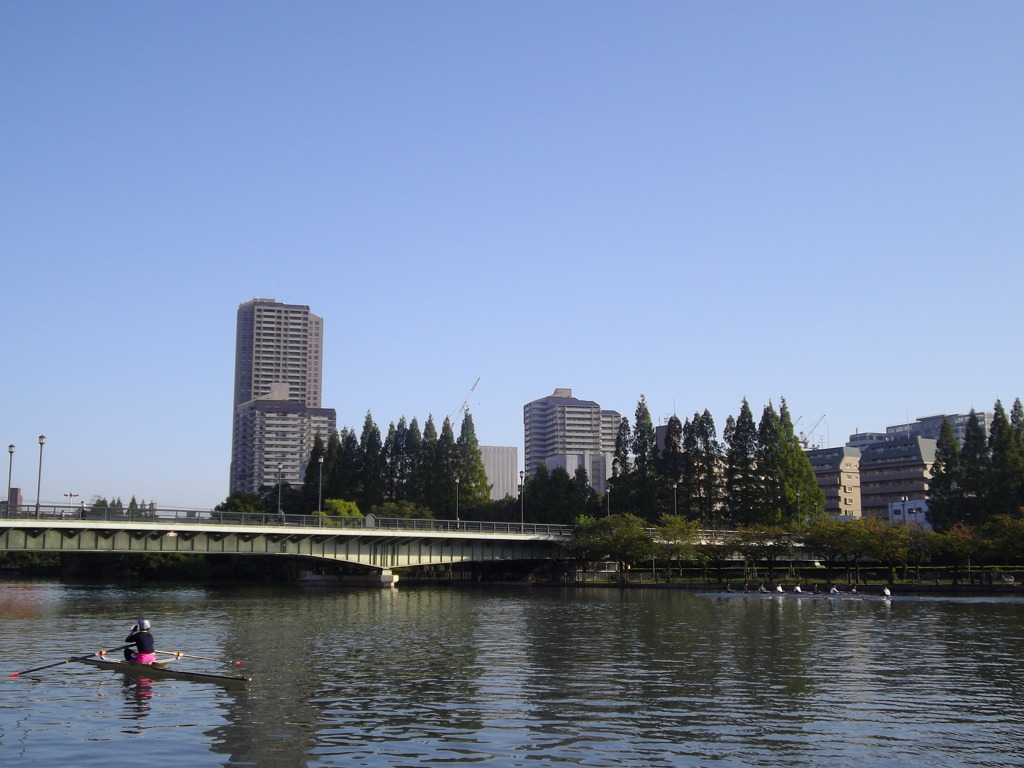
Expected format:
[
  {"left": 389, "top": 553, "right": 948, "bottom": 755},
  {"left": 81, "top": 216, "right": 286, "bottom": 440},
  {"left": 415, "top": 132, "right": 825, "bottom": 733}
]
[
  {"left": 631, "top": 396, "right": 659, "bottom": 521},
  {"left": 358, "top": 412, "right": 386, "bottom": 511},
  {"left": 756, "top": 402, "right": 784, "bottom": 524},
  {"left": 778, "top": 398, "right": 824, "bottom": 525},
  {"left": 301, "top": 431, "right": 326, "bottom": 511},
  {"left": 960, "top": 409, "right": 990, "bottom": 527},
  {"left": 927, "top": 418, "right": 962, "bottom": 532},
  {"left": 987, "top": 400, "right": 1024, "bottom": 519},
  {"left": 456, "top": 412, "right": 491, "bottom": 509},
  {"left": 724, "top": 398, "right": 759, "bottom": 527}
]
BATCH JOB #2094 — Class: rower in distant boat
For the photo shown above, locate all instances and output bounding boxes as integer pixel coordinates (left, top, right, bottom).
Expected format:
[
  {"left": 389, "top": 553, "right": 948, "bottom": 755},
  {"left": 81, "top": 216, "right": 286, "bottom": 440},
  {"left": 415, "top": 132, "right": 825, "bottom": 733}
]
[
  {"left": 829, "top": 585, "right": 840, "bottom": 594},
  {"left": 775, "top": 583, "right": 784, "bottom": 593},
  {"left": 883, "top": 586, "right": 892, "bottom": 598},
  {"left": 124, "top": 620, "right": 157, "bottom": 665},
  {"left": 794, "top": 583, "right": 803, "bottom": 593},
  {"left": 758, "top": 584, "right": 769, "bottom": 593}
]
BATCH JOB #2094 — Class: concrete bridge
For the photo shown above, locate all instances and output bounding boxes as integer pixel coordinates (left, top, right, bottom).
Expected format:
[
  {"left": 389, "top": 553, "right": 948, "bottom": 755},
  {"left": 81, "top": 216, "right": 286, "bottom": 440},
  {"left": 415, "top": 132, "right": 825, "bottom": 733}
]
[{"left": 0, "top": 505, "right": 575, "bottom": 587}]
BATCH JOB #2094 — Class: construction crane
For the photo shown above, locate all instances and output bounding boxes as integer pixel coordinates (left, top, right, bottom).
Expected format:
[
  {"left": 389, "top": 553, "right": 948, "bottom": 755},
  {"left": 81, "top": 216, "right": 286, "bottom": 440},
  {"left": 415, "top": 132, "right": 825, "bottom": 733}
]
[
  {"left": 799, "top": 415, "right": 826, "bottom": 450},
  {"left": 449, "top": 377, "right": 481, "bottom": 422}
]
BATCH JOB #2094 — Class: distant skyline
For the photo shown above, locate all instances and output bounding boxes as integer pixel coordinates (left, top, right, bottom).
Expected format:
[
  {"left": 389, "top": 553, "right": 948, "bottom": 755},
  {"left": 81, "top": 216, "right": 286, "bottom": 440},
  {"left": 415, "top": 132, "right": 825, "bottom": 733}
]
[{"left": 3, "top": 2, "right": 1022, "bottom": 509}]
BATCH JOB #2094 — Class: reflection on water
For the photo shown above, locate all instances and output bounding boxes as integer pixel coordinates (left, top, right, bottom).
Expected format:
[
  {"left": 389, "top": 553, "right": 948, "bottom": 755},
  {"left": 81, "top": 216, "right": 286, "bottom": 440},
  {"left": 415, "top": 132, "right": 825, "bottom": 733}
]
[{"left": 2, "top": 582, "right": 1024, "bottom": 766}]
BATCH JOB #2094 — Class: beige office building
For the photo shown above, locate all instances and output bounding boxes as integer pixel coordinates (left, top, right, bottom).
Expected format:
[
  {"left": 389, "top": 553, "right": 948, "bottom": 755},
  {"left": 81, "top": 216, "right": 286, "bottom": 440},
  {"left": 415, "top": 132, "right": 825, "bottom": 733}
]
[{"left": 230, "top": 299, "right": 336, "bottom": 495}]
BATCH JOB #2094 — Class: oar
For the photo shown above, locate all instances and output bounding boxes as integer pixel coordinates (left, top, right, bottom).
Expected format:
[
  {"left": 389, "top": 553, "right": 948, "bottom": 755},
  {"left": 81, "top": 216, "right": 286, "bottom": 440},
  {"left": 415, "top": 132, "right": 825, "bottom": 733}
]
[
  {"left": 8, "top": 645, "right": 130, "bottom": 678},
  {"left": 157, "top": 650, "right": 245, "bottom": 666}
]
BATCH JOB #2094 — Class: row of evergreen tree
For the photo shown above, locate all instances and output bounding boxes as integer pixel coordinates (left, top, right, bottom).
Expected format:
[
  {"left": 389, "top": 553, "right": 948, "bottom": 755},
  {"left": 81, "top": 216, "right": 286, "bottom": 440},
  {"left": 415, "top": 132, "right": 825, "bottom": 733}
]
[
  {"left": 928, "top": 398, "right": 1024, "bottom": 532},
  {"left": 605, "top": 395, "right": 824, "bottom": 526},
  {"left": 224, "top": 395, "right": 1024, "bottom": 532},
  {"left": 296, "top": 411, "right": 492, "bottom": 518},
  {"left": 225, "top": 394, "right": 823, "bottom": 528}
]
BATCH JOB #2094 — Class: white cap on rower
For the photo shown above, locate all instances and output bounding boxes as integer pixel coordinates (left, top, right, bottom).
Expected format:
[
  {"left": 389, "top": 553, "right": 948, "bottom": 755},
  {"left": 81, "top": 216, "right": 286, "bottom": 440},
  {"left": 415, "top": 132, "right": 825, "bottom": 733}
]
[{"left": 137, "top": 619, "right": 151, "bottom": 630}]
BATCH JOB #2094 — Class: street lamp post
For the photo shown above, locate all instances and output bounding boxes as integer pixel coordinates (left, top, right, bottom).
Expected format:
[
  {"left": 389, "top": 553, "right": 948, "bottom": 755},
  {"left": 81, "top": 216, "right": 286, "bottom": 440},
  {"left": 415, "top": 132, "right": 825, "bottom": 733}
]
[
  {"left": 455, "top": 476, "right": 460, "bottom": 523},
  {"left": 519, "top": 470, "right": 525, "bottom": 525},
  {"left": 673, "top": 482, "right": 678, "bottom": 517},
  {"left": 6, "top": 444, "right": 13, "bottom": 515},
  {"left": 277, "top": 463, "right": 283, "bottom": 515},
  {"left": 35, "top": 435, "right": 45, "bottom": 517},
  {"left": 606, "top": 480, "right": 611, "bottom": 517},
  {"left": 317, "top": 456, "right": 324, "bottom": 513},
  {"left": 64, "top": 492, "right": 78, "bottom": 515}
]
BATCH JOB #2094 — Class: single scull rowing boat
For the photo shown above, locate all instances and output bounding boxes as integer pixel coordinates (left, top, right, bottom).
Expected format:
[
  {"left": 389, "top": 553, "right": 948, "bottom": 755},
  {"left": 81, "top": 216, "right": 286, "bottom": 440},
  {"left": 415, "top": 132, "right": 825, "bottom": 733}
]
[{"left": 79, "top": 657, "right": 250, "bottom": 687}]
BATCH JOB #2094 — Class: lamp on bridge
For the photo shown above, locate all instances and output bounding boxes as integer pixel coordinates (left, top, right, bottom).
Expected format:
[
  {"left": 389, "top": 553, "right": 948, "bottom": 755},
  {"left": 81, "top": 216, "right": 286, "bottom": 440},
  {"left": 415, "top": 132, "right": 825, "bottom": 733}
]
[
  {"left": 519, "top": 470, "right": 525, "bottom": 525},
  {"left": 64, "top": 492, "right": 78, "bottom": 514},
  {"left": 455, "top": 476, "right": 460, "bottom": 522},
  {"left": 35, "top": 435, "right": 45, "bottom": 517},
  {"left": 318, "top": 455, "right": 324, "bottom": 513},
  {"left": 277, "top": 463, "right": 283, "bottom": 514},
  {"left": 6, "top": 444, "right": 13, "bottom": 512}
]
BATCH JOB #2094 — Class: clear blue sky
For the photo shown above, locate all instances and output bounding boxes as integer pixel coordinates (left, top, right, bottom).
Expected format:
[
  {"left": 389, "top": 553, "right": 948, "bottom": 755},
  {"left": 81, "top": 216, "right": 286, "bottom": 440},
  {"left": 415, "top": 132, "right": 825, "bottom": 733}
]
[{"left": 3, "top": 2, "right": 1022, "bottom": 510}]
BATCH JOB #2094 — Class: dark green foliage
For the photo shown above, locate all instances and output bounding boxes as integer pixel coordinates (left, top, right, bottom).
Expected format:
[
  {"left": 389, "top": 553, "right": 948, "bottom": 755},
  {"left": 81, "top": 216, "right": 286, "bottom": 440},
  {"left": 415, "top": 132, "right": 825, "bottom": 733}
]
[
  {"left": 927, "top": 418, "right": 962, "bottom": 532},
  {"left": 723, "top": 398, "right": 759, "bottom": 526}
]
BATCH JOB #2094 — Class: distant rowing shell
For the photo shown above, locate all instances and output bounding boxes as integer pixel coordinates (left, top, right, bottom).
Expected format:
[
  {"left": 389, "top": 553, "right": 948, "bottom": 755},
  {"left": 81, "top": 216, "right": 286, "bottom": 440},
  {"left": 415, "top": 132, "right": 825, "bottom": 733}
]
[
  {"left": 79, "top": 657, "right": 250, "bottom": 686},
  {"left": 700, "top": 591, "right": 892, "bottom": 601}
]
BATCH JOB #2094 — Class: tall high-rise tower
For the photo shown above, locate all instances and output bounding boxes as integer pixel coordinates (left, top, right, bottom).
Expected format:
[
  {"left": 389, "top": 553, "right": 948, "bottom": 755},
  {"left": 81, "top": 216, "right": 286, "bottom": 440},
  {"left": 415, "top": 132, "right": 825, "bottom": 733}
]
[
  {"left": 523, "top": 388, "right": 619, "bottom": 494},
  {"left": 230, "top": 299, "right": 335, "bottom": 496}
]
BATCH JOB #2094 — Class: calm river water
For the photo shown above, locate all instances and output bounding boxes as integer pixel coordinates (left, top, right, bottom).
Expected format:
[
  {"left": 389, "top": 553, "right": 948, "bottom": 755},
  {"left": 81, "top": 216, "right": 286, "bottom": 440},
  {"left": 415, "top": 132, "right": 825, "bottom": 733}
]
[{"left": 1, "top": 581, "right": 1023, "bottom": 767}]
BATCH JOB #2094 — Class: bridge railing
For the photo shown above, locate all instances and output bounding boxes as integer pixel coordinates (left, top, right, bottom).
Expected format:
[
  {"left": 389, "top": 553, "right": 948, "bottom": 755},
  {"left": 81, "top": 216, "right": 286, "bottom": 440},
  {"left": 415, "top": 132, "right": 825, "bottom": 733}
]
[{"left": 0, "top": 504, "right": 574, "bottom": 537}]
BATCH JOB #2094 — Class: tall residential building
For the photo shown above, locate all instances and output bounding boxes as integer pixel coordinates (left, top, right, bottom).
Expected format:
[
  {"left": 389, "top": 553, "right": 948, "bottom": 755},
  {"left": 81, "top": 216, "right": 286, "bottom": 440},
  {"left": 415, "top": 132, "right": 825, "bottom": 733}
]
[
  {"left": 230, "top": 299, "right": 336, "bottom": 496},
  {"left": 806, "top": 446, "right": 862, "bottom": 520},
  {"left": 858, "top": 436, "right": 936, "bottom": 520},
  {"left": 524, "top": 388, "right": 620, "bottom": 494}
]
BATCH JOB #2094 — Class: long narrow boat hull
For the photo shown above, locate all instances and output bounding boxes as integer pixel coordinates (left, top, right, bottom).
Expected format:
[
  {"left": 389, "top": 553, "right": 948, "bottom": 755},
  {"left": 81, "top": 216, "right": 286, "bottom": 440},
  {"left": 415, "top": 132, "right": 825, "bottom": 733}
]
[{"left": 79, "top": 657, "right": 250, "bottom": 687}]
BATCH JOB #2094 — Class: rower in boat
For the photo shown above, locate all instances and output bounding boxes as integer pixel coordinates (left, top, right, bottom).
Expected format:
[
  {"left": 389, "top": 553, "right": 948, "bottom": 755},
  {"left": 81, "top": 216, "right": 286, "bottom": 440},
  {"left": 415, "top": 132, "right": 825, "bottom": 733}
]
[
  {"left": 829, "top": 585, "right": 840, "bottom": 595},
  {"left": 775, "top": 583, "right": 784, "bottom": 593},
  {"left": 793, "top": 583, "right": 803, "bottom": 594},
  {"left": 124, "top": 620, "right": 157, "bottom": 665},
  {"left": 883, "top": 586, "right": 892, "bottom": 598}
]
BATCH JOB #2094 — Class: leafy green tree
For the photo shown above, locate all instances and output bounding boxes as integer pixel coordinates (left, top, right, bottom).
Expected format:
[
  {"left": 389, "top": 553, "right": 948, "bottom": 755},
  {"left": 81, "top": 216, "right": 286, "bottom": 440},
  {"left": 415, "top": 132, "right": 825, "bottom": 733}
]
[
  {"left": 630, "top": 396, "right": 660, "bottom": 522},
  {"left": 802, "top": 517, "right": 856, "bottom": 583},
  {"left": 936, "top": 521, "right": 980, "bottom": 584},
  {"left": 736, "top": 525, "right": 791, "bottom": 584},
  {"left": 865, "top": 521, "right": 911, "bottom": 584},
  {"left": 570, "top": 514, "right": 655, "bottom": 575},
  {"left": 982, "top": 514, "right": 1024, "bottom": 565},
  {"left": 315, "top": 498, "right": 361, "bottom": 525},
  {"left": 215, "top": 491, "right": 264, "bottom": 515},
  {"left": 904, "top": 524, "right": 939, "bottom": 581},
  {"left": 928, "top": 418, "right": 963, "bottom": 532},
  {"left": 370, "top": 500, "right": 434, "bottom": 519},
  {"left": 657, "top": 514, "right": 699, "bottom": 571}
]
